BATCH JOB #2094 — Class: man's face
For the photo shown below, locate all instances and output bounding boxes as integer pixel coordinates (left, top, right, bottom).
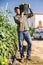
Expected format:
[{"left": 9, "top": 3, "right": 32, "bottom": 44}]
[{"left": 16, "top": 8, "right": 20, "bottom": 15}]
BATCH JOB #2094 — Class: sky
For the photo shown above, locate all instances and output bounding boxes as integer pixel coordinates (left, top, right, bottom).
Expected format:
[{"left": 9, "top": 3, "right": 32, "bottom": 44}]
[{"left": 0, "top": 0, "right": 43, "bottom": 24}]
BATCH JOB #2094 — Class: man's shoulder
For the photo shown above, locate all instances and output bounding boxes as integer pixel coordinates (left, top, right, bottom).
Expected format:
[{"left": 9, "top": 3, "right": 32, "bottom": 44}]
[
  {"left": 13, "top": 15, "right": 17, "bottom": 19},
  {"left": 15, "top": 15, "right": 20, "bottom": 18}
]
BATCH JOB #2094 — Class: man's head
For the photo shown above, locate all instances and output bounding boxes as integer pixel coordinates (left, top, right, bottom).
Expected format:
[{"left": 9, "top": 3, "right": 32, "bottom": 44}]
[{"left": 14, "top": 7, "right": 20, "bottom": 15}]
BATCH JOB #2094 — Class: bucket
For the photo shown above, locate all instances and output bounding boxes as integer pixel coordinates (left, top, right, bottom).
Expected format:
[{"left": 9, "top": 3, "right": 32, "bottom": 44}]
[{"left": 19, "top": 3, "right": 29, "bottom": 14}]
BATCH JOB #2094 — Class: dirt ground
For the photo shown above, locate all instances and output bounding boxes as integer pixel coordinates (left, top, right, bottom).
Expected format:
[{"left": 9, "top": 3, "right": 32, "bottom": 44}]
[
  {"left": 24, "top": 39, "right": 43, "bottom": 60},
  {"left": 12, "top": 39, "right": 43, "bottom": 65},
  {"left": 32, "top": 39, "right": 43, "bottom": 60}
]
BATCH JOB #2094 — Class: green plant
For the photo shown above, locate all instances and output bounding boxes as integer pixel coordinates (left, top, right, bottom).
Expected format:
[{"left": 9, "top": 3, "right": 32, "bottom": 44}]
[
  {"left": 29, "top": 27, "right": 35, "bottom": 36},
  {"left": 0, "top": 12, "right": 18, "bottom": 65}
]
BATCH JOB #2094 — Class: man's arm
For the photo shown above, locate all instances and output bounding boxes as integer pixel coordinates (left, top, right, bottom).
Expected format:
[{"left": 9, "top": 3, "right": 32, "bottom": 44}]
[
  {"left": 28, "top": 8, "right": 33, "bottom": 18},
  {"left": 13, "top": 15, "right": 21, "bottom": 24},
  {"left": 27, "top": 8, "right": 33, "bottom": 18}
]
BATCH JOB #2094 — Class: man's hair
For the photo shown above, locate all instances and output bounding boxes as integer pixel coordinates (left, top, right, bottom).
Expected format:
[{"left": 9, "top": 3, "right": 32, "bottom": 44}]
[{"left": 14, "top": 7, "right": 20, "bottom": 11}]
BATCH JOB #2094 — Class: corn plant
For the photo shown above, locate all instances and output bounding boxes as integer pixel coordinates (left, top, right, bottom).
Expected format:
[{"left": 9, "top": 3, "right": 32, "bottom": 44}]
[{"left": 0, "top": 12, "right": 18, "bottom": 65}]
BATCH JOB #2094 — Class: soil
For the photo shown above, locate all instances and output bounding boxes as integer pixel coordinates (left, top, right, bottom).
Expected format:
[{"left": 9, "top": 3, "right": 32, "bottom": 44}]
[{"left": 11, "top": 39, "right": 43, "bottom": 65}]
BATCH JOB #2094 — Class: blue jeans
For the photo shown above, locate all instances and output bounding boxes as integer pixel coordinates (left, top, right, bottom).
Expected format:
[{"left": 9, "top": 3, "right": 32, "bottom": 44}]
[{"left": 18, "top": 31, "right": 32, "bottom": 58}]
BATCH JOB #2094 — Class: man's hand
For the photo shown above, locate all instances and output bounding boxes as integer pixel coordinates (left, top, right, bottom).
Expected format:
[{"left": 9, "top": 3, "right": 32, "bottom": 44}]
[
  {"left": 21, "top": 12, "right": 24, "bottom": 17},
  {"left": 29, "top": 4, "right": 31, "bottom": 9}
]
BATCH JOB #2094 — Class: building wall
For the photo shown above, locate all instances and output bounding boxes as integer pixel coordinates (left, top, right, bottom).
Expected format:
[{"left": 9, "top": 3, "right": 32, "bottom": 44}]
[{"left": 31, "top": 13, "right": 43, "bottom": 29}]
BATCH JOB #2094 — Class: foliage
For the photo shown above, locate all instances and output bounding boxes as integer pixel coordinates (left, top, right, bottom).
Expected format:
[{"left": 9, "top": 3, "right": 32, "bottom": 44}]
[
  {"left": 29, "top": 27, "right": 35, "bottom": 36},
  {"left": 0, "top": 12, "right": 18, "bottom": 65}
]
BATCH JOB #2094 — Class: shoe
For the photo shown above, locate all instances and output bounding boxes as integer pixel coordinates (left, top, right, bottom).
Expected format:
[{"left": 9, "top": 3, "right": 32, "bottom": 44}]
[
  {"left": 27, "top": 56, "right": 31, "bottom": 60},
  {"left": 20, "top": 56, "right": 24, "bottom": 62}
]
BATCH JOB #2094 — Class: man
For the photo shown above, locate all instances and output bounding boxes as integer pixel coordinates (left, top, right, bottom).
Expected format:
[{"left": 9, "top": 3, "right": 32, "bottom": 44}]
[{"left": 14, "top": 4, "right": 33, "bottom": 60}]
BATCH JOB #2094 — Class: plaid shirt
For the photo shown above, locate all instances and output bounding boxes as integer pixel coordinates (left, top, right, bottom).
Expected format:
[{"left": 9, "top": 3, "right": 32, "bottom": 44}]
[{"left": 14, "top": 8, "right": 33, "bottom": 31}]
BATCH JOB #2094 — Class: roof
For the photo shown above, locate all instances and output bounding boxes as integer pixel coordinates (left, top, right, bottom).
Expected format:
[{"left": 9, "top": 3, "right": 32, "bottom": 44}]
[{"left": 34, "top": 12, "right": 43, "bottom": 15}]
